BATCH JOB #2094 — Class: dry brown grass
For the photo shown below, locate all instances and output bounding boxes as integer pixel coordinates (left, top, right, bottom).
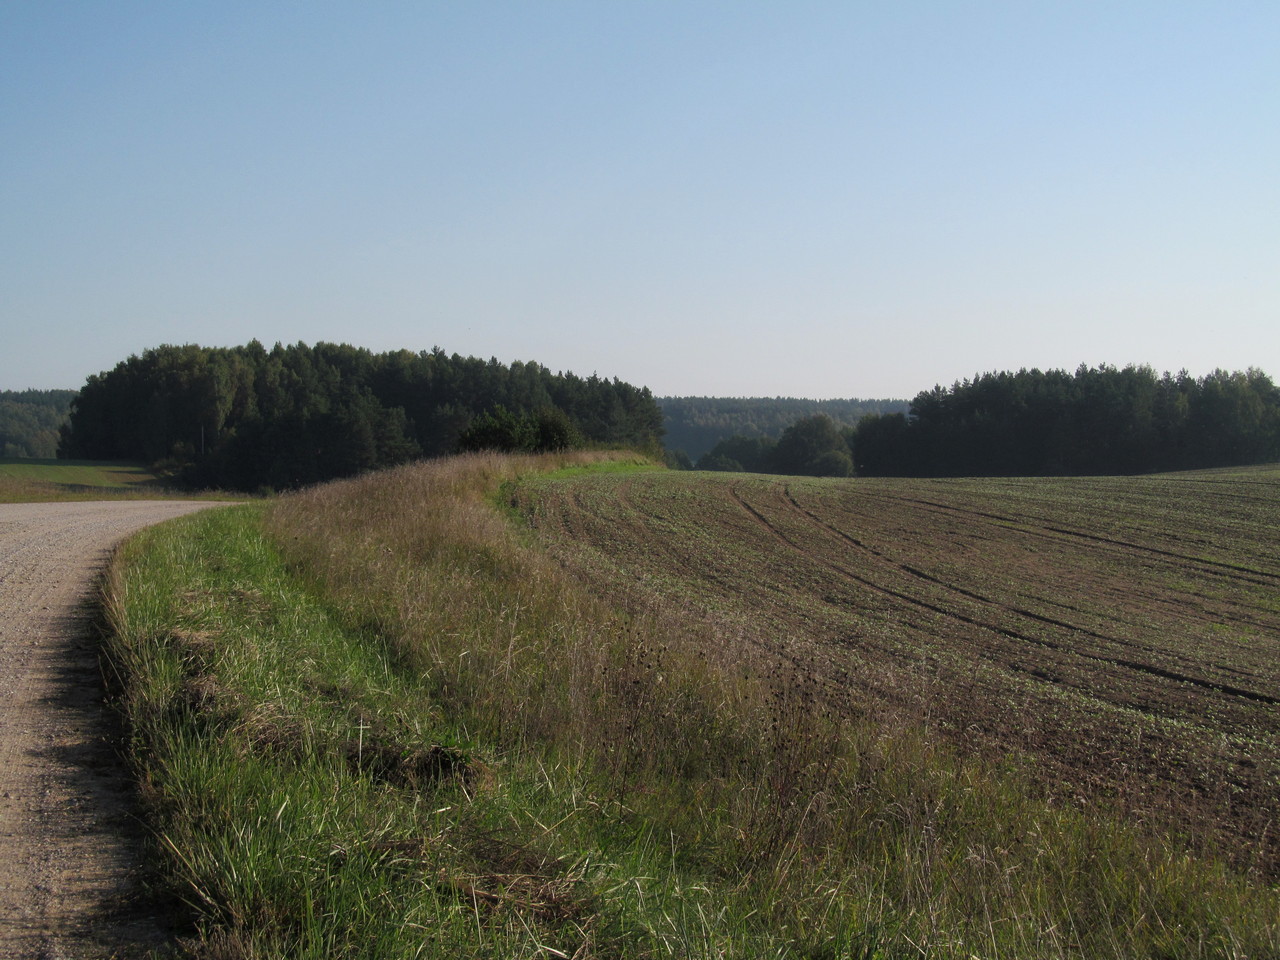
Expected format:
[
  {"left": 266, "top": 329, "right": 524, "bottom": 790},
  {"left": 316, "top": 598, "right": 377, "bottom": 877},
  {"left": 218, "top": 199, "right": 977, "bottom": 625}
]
[{"left": 267, "top": 451, "right": 765, "bottom": 780}]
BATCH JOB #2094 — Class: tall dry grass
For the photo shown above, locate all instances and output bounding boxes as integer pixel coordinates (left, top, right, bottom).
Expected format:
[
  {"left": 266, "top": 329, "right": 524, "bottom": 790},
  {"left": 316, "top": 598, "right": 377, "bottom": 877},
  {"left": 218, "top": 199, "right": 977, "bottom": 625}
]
[{"left": 269, "top": 451, "right": 755, "bottom": 777}]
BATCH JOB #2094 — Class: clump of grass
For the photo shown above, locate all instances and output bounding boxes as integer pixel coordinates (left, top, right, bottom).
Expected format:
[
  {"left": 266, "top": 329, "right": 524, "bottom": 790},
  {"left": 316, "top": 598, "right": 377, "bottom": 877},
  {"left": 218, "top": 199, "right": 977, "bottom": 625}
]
[{"left": 103, "top": 451, "right": 1280, "bottom": 958}]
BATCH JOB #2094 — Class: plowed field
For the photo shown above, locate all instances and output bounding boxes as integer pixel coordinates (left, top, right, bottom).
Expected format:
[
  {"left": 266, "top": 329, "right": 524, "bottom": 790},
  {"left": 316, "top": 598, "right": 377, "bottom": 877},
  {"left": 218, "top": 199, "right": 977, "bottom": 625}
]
[{"left": 514, "top": 468, "right": 1280, "bottom": 875}]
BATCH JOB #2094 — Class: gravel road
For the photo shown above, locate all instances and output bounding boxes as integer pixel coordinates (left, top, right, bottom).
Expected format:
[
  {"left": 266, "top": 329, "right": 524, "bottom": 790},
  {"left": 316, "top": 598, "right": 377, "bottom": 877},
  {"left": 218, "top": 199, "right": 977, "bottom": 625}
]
[{"left": 0, "top": 500, "right": 227, "bottom": 959}]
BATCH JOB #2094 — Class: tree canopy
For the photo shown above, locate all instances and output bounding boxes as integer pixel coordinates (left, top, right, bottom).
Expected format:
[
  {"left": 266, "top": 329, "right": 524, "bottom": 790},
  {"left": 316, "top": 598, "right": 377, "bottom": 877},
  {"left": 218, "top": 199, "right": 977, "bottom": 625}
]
[
  {"left": 696, "top": 365, "right": 1280, "bottom": 479},
  {"left": 59, "top": 342, "right": 664, "bottom": 489},
  {"left": 853, "top": 365, "right": 1280, "bottom": 477}
]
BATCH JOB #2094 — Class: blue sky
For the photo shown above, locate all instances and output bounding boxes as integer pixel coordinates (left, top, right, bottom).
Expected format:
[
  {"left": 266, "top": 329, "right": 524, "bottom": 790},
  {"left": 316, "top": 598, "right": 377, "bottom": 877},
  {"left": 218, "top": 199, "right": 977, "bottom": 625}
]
[{"left": 2, "top": 2, "right": 1276, "bottom": 398}]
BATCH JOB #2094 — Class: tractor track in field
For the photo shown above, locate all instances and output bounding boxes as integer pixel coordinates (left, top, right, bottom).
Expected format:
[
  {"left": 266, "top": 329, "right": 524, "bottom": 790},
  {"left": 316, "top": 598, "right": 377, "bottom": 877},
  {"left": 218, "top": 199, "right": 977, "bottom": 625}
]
[
  {"left": 769, "top": 485, "right": 1280, "bottom": 706},
  {"left": 867, "top": 492, "right": 1280, "bottom": 588},
  {"left": 940, "top": 500, "right": 1280, "bottom": 630},
  {"left": 0, "top": 500, "right": 226, "bottom": 960},
  {"left": 726, "top": 482, "right": 1280, "bottom": 711}
]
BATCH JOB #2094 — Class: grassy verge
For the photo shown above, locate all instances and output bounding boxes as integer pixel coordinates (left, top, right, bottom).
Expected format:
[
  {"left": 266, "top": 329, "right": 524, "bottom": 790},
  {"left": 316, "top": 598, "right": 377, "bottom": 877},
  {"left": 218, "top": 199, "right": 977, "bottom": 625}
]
[{"left": 103, "top": 452, "right": 1279, "bottom": 958}]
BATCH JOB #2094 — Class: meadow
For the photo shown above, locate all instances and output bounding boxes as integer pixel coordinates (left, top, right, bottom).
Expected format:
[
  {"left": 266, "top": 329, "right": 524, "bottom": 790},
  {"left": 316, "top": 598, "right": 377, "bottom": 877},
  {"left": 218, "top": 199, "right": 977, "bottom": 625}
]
[
  {"left": 101, "top": 453, "right": 1280, "bottom": 958},
  {"left": 0, "top": 457, "right": 164, "bottom": 501}
]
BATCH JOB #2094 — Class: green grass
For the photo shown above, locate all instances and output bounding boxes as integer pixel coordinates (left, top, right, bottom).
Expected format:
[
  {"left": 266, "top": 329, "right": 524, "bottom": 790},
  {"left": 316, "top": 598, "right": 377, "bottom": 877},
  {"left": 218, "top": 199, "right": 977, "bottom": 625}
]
[
  {"left": 101, "top": 453, "right": 1280, "bottom": 959},
  {"left": 0, "top": 457, "right": 247, "bottom": 502},
  {"left": 0, "top": 456, "right": 162, "bottom": 502},
  {"left": 539, "top": 454, "right": 664, "bottom": 479},
  {"left": 0, "top": 457, "right": 157, "bottom": 487}
]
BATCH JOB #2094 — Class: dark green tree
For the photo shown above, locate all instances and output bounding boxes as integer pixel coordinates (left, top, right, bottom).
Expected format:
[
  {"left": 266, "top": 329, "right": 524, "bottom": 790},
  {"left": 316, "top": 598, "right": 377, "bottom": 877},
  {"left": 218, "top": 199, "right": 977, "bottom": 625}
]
[
  {"left": 850, "top": 364, "right": 1280, "bottom": 477},
  {"left": 696, "top": 435, "right": 775, "bottom": 473},
  {"left": 456, "top": 405, "right": 538, "bottom": 453},
  {"left": 771, "top": 414, "right": 853, "bottom": 476}
]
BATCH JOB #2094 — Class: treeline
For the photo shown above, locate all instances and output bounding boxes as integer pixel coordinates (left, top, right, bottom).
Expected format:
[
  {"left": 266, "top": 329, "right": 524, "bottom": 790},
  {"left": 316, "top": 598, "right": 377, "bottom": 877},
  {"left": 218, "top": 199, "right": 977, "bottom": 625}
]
[
  {"left": 59, "top": 342, "right": 664, "bottom": 490},
  {"left": 0, "top": 389, "right": 76, "bottom": 458},
  {"left": 699, "top": 365, "right": 1280, "bottom": 478},
  {"left": 658, "top": 396, "right": 908, "bottom": 462}
]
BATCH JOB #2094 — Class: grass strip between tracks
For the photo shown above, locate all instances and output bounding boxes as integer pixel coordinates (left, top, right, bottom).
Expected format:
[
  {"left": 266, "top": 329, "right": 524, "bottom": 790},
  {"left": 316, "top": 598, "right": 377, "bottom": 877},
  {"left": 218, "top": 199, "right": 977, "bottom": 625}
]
[{"left": 102, "top": 452, "right": 1278, "bottom": 958}]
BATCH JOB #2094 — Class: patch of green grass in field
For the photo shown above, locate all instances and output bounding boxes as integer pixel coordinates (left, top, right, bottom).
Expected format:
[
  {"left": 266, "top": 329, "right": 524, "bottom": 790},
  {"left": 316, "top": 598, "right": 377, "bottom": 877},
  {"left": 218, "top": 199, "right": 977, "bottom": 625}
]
[
  {"left": 539, "top": 454, "right": 661, "bottom": 478},
  {"left": 0, "top": 457, "right": 248, "bottom": 502},
  {"left": 103, "top": 455, "right": 1280, "bottom": 959},
  {"left": 492, "top": 451, "right": 660, "bottom": 525},
  {"left": 0, "top": 457, "right": 163, "bottom": 502},
  {"left": 0, "top": 457, "right": 156, "bottom": 486}
]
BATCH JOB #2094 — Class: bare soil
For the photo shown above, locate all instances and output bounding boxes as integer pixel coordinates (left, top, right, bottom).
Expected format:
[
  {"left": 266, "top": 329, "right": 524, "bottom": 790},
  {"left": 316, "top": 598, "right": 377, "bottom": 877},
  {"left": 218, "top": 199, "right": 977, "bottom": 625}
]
[
  {"left": 517, "top": 470, "right": 1280, "bottom": 877},
  {"left": 0, "top": 501, "right": 225, "bottom": 960}
]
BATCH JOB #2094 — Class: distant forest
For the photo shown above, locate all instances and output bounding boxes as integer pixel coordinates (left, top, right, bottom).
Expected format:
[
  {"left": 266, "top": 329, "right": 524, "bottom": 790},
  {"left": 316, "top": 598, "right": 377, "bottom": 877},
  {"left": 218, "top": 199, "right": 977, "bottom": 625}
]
[
  {"left": 699, "top": 365, "right": 1280, "bottom": 478},
  {"left": 658, "top": 396, "right": 909, "bottom": 462},
  {"left": 29, "top": 355, "right": 1280, "bottom": 484},
  {"left": 0, "top": 389, "right": 76, "bottom": 458},
  {"left": 58, "top": 342, "right": 664, "bottom": 490}
]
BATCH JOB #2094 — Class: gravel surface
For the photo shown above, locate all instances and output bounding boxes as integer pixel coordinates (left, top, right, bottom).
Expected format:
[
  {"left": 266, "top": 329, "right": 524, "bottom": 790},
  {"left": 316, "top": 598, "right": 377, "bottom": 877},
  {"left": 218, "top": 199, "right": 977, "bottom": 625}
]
[{"left": 0, "top": 500, "right": 227, "bottom": 959}]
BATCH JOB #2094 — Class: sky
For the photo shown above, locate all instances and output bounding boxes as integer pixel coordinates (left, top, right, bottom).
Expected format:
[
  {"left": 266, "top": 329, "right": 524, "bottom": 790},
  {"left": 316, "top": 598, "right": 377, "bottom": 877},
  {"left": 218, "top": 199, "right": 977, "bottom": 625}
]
[{"left": 2, "top": 2, "right": 1276, "bottom": 399}]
